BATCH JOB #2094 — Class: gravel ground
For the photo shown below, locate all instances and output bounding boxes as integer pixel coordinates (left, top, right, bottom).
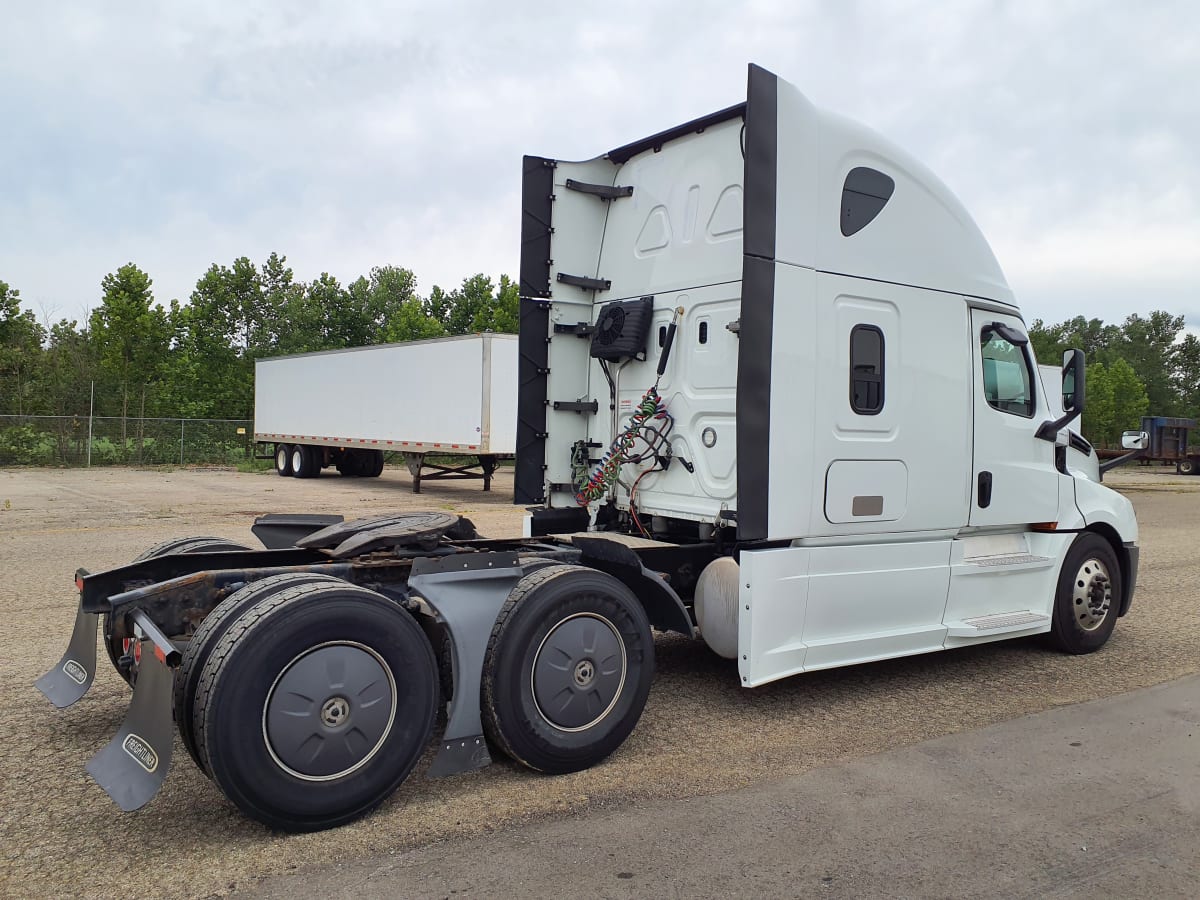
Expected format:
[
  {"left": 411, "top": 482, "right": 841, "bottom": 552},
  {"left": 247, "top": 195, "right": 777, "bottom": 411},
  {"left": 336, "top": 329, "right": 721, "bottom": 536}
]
[{"left": 1, "top": 464, "right": 1197, "bottom": 899}]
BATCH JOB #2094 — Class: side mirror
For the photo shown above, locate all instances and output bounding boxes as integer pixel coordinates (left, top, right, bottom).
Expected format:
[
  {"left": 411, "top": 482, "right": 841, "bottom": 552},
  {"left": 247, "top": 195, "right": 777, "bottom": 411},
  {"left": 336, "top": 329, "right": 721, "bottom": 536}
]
[
  {"left": 1036, "top": 348, "right": 1087, "bottom": 442},
  {"left": 1121, "top": 431, "right": 1148, "bottom": 451},
  {"left": 1061, "top": 349, "right": 1085, "bottom": 413}
]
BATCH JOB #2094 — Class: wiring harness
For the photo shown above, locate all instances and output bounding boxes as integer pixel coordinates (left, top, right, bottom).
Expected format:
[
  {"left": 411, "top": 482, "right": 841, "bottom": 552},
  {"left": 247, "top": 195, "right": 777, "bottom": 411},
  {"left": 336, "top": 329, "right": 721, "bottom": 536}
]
[{"left": 574, "top": 385, "right": 673, "bottom": 506}]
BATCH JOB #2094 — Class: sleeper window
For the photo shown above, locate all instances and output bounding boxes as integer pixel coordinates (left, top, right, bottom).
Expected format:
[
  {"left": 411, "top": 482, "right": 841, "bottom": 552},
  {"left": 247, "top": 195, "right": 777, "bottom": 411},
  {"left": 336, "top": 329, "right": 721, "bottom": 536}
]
[
  {"left": 849, "top": 325, "right": 884, "bottom": 414},
  {"left": 980, "top": 327, "right": 1034, "bottom": 417}
]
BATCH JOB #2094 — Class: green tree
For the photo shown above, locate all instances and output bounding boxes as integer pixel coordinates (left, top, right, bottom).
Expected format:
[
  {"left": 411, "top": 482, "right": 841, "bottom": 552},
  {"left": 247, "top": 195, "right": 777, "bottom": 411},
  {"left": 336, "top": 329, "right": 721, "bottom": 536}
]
[
  {"left": 0, "top": 281, "right": 47, "bottom": 416},
  {"left": 1081, "top": 361, "right": 1114, "bottom": 446},
  {"left": 1117, "top": 311, "right": 1183, "bottom": 415},
  {"left": 1173, "top": 332, "right": 1200, "bottom": 421},
  {"left": 1106, "top": 357, "right": 1149, "bottom": 439},
  {"left": 89, "top": 264, "right": 171, "bottom": 458}
]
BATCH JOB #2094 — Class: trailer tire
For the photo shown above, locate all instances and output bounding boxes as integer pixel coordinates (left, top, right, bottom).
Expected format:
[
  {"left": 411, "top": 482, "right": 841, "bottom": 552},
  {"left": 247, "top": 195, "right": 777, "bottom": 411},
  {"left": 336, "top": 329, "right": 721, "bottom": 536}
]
[
  {"left": 275, "top": 444, "right": 294, "bottom": 476},
  {"left": 292, "top": 444, "right": 320, "bottom": 478},
  {"left": 335, "top": 451, "right": 359, "bottom": 477},
  {"left": 102, "top": 537, "right": 252, "bottom": 687},
  {"left": 175, "top": 573, "right": 346, "bottom": 774},
  {"left": 1048, "top": 533, "right": 1122, "bottom": 655},
  {"left": 481, "top": 565, "right": 654, "bottom": 775},
  {"left": 367, "top": 449, "right": 385, "bottom": 478},
  {"left": 1179, "top": 457, "right": 1196, "bottom": 476},
  {"left": 194, "top": 581, "right": 438, "bottom": 832}
]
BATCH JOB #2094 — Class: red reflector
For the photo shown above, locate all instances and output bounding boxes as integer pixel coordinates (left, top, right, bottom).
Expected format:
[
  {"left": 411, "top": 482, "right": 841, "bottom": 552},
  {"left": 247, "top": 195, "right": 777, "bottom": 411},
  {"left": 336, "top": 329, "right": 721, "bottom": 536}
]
[
  {"left": 154, "top": 645, "right": 166, "bottom": 665},
  {"left": 75, "top": 577, "right": 84, "bottom": 591},
  {"left": 1031, "top": 522, "right": 1059, "bottom": 532}
]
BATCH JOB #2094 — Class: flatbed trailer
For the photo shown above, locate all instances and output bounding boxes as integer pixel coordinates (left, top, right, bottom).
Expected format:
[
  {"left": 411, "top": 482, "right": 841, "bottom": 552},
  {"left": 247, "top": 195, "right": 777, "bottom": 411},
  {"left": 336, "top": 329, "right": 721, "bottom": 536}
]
[{"left": 39, "top": 64, "right": 1141, "bottom": 832}]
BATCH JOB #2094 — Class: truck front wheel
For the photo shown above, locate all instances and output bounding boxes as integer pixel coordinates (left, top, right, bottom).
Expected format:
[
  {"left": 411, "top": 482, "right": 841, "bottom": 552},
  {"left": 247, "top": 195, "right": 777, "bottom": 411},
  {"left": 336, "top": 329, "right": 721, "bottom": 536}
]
[
  {"left": 482, "top": 565, "right": 654, "bottom": 774},
  {"left": 1047, "top": 533, "right": 1122, "bottom": 654},
  {"left": 193, "top": 581, "right": 438, "bottom": 832}
]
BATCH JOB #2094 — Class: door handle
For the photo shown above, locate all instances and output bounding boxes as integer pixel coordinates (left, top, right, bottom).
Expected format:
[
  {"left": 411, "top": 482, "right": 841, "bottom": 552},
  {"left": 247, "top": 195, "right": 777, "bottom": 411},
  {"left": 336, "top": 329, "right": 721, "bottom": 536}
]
[{"left": 977, "top": 471, "right": 993, "bottom": 508}]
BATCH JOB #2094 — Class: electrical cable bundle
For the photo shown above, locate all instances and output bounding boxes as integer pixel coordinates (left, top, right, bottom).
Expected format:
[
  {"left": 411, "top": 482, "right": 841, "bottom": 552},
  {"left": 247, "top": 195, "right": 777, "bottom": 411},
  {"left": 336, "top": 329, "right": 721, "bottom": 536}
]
[{"left": 574, "top": 386, "right": 672, "bottom": 506}]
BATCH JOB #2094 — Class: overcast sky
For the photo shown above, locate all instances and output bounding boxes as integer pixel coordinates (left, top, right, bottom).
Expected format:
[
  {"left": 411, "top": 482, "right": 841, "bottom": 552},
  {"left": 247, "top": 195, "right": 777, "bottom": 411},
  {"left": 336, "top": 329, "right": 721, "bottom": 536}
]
[{"left": 2, "top": 0, "right": 1197, "bottom": 331}]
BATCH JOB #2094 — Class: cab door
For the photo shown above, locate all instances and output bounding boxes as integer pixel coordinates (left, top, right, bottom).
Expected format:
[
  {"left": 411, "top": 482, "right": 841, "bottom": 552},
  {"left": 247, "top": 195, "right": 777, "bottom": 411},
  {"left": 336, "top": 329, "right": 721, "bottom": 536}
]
[{"left": 968, "top": 308, "right": 1061, "bottom": 527}]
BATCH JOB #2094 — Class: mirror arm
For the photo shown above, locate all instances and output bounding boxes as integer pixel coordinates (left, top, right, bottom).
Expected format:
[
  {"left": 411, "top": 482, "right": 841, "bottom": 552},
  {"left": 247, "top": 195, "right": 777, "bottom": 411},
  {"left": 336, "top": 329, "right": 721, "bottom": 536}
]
[
  {"left": 1099, "top": 448, "right": 1145, "bottom": 479},
  {"left": 1035, "top": 408, "right": 1082, "bottom": 442}
]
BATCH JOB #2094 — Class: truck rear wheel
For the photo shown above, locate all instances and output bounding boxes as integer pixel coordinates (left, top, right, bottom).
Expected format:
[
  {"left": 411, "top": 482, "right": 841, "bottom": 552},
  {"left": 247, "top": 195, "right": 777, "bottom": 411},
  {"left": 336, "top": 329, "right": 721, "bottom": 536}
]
[
  {"left": 174, "top": 573, "right": 346, "bottom": 773},
  {"left": 1048, "top": 533, "right": 1122, "bottom": 654},
  {"left": 193, "top": 581, "right": 438, "bottom": 832},
  {"left": 481, "top": 565, "right": 654, "bottom": 774},
  {"left": 1179, "top": 457, "right": 1196, "bottom": 476},
  {"left": 275, "top": 444, "right": 293, "bottom": 476},
  {"left": 102, "top": 537, "right": 252, "bottom": 686}
]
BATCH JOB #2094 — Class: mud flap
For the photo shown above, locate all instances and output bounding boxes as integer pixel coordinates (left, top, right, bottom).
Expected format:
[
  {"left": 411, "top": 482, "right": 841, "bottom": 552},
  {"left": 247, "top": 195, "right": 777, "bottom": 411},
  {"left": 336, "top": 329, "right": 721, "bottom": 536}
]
[
  {"left": 36, "top": 599, "right": 98, "bottom": 708},
  {"left": 85, "top": 639, "right": 174, "bottom": 811},
  {"left": 409, "top": 553, "right": 524, "bottom": 778}
]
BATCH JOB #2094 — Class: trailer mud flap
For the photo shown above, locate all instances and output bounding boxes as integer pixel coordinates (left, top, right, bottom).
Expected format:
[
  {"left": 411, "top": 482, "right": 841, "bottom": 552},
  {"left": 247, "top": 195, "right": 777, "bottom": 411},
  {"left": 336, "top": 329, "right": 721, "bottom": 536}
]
[
  {"left": 85, "top": 639, "right": 174, "bottom": 811},
  {"left": 36, "top": 598, "right": 98, "bottom": 708}
]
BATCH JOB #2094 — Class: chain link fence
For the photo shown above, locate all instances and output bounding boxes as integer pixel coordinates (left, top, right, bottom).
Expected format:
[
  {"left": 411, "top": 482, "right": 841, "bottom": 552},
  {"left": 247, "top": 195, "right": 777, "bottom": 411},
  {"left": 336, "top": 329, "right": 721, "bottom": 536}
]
[{"left": 0, "top": 415, "right": 256, "bottom": 467}]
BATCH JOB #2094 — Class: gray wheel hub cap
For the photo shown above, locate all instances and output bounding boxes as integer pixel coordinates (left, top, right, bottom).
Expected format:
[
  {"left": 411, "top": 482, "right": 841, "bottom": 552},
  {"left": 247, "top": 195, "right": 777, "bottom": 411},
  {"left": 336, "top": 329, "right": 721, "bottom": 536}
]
[
  {"left": 1072, "top": 558, "right": 1113, "bottom": 632},
  {"left": 532, "top": 613, "right": 627, "bottom": 732},
  {"left": 263, "top": 642, "right": 396, "bottom": 780}
]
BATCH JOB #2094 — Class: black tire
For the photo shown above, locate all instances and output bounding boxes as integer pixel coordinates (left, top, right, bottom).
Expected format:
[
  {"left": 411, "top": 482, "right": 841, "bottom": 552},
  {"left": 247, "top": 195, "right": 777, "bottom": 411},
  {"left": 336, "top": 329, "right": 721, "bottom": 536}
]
[
  {"left": 335, "top": 450, "right": 358, "bottom": 477},
  {"left": 481, "top": 565, "right": 654, "bottom": 774},
  {"left": 275, "top": 444, "right": 294, "bottom": 477},
  {"left": 291, "top": 444, "right": 320, "bottom": 478},
  {"left": 102, "top": 537, "right": 252, "bottom": 686},
  {"left": 1048, "top": 533, "right": 1122, "bottom": 654},
  {"left": 174, "top": 573, "right": 346, "bottom": 774},
  {"left": 1179, "top": 457, "right": 1196, "bottom": 476},
  {"left": 194, "top": 581, "right": 438, "bottom": 832},
  {"left": 366, "top": 449, "right": 385, "bottom": 478}
]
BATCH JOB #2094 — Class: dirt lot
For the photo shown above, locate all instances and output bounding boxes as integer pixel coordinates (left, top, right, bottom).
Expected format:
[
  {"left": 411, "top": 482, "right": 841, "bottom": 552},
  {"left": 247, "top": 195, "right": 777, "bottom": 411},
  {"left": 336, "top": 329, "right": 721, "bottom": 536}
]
[{"left": 1, "top": 464, "right": 1197, "bottom": 899}]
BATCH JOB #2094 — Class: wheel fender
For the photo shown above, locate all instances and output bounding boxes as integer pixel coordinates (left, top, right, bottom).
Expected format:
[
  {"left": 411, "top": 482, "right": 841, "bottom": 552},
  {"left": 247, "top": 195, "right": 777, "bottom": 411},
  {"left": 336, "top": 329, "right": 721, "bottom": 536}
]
[
  {"left": 408, "top": 552, "right": 526, "bottom": 777},
  {"left": 571, "top": 537, "right": 696, "bottom": 638}
]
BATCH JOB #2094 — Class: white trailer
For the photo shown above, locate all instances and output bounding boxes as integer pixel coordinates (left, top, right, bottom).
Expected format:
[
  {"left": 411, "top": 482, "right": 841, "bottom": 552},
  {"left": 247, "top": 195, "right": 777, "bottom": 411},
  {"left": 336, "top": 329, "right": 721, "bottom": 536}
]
[
  {"left": 43, "top": 64, "right": 1146, "bottom": 834},
  {"left": 254, "top": 333, "right": 518, "bottom": 492}
]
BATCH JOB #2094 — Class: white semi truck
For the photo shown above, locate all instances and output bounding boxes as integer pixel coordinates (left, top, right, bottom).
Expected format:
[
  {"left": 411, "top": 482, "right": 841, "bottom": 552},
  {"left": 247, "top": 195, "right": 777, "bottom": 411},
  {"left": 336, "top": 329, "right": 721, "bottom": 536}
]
[
  {"left": 40, "top": 64, "right": 1143, "bottom": 832},
  {"left": 254, "top": 333, "right": 518, "bottom": 492}
]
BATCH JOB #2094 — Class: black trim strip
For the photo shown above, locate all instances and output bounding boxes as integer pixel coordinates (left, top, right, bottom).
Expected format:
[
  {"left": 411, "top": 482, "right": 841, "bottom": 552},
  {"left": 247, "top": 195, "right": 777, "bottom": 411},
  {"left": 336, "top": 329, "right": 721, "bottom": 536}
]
[
  {"left": 735, "top": 63, "right": 779, "bottom": 542},
  {"left": 607, "top": 102, "right": 746, "bottom": 164},
  {"left": 742, "top": 65, "right": 777, "bottom": 261},
  {"left": 519, "top": 156, "right": 555, "bottom": 299},
  {"left": 515, "top": 297, "right": 550, "bottom": 505},
  {"left": 516, "top": 155, "right": 556, "bottom": 505}
]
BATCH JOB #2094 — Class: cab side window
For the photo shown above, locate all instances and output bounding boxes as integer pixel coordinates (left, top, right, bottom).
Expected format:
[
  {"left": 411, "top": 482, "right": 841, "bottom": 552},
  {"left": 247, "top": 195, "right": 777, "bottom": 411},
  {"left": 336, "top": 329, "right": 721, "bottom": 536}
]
[{"left": 980, "top": 326, "right": 1034, "bottom": 417}]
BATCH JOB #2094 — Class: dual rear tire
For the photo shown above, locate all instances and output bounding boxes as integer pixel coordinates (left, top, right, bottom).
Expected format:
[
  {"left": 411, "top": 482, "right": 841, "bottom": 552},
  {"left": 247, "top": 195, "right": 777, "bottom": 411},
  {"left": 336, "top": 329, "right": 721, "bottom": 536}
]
[
  {"left": 276, "top": 444, "right": 384, "bottom": 479},
  {"left": 179, "top": 577, "right": 439, "bottom": 832},
  {"left": 482, "top": 566, "right": 655, "bottom": 775}
]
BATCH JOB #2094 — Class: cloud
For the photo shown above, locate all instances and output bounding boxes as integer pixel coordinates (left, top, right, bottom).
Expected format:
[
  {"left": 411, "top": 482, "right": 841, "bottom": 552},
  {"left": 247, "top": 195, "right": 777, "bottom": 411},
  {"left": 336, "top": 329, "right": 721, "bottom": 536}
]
[{"left": 2, "top": 0, "right": 1197, "bottom": 331}]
